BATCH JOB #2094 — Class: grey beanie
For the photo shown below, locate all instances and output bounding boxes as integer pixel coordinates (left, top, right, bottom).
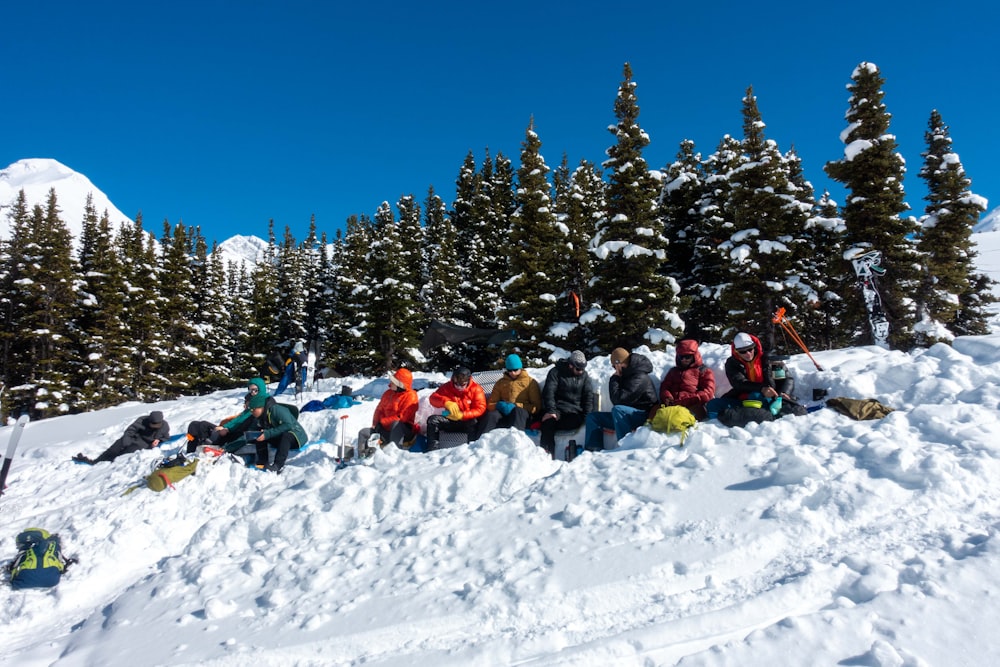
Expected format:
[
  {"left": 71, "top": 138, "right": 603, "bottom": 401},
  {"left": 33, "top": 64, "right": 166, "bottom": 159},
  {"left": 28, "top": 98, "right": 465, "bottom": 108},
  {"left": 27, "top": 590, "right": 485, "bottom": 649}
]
[
  {"left": 148, "top": 411, "right": 164, "bottom": 425},
  {"left": 569, "top": 350, "right": 587, "bottom": 369}
]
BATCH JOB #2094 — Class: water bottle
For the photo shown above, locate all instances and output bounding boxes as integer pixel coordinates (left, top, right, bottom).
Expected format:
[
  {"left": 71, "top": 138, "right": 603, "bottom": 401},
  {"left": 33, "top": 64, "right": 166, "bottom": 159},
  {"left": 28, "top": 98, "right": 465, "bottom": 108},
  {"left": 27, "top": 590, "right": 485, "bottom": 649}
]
[{"left": 769, "top": 396, "right": 782, "bottom": 416}]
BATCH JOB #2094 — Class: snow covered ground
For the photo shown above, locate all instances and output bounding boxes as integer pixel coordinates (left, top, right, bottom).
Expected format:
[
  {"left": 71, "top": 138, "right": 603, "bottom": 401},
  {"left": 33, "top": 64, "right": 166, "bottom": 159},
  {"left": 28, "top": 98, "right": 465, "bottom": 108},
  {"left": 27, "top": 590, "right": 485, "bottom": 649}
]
[{"left": 4, "top": 235, "right": 1000, "bottom": 666}]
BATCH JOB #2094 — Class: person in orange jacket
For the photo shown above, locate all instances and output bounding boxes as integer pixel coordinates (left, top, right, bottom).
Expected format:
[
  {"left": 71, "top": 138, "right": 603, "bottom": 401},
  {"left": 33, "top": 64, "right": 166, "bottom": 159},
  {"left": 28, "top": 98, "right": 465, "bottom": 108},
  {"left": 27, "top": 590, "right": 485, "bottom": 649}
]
[
  {"left": 358, "top": 367, "right": 420, "bottom": 450},
  {"left": 425, "top": 367, "right": 487, "bottom": 452}
]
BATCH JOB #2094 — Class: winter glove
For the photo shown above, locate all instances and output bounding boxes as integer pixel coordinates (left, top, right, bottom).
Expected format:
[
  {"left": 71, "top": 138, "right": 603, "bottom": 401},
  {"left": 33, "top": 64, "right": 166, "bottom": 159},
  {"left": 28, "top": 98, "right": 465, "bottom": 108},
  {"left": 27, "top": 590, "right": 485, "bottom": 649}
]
[
  {"left": 496, "top": 401, "right": 514, "bottom": 416},
  {"left": 444, "top": 401, "right": 463, "bottom": 421}
]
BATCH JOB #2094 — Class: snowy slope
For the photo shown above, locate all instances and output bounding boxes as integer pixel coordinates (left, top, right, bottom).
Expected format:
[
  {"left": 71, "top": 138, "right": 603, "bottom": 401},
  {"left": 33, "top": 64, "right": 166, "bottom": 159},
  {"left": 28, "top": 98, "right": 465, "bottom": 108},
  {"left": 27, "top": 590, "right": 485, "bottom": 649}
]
[{"left": 4, "top": 334, "right": 1000, "bottom": 666}]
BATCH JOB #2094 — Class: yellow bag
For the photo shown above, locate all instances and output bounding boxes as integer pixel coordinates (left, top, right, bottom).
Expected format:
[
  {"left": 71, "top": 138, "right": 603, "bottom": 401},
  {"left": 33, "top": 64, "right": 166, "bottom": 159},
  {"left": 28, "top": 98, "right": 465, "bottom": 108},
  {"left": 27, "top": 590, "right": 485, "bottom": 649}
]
[{"left": 648, "top": 405, "right": 697, "bottom": 444}]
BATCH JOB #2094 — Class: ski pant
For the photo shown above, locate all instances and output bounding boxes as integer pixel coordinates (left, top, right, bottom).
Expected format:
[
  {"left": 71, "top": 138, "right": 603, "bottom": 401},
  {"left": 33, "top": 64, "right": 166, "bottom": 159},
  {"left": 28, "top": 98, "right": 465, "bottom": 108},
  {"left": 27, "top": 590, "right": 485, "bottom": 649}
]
[
  {"left": 539, "top": 412, "right": 586, "bottom": 454},
  {"left": 93, "top": 437, "right": 148, "bottom": 463},
  {"left": 358, "top": 420, "right": 415, "bottom": 449},
  {"left": 273, "top": 364, "right": 296, "bottom": 396},
  {"left": 424, "top": 415, "right": 485, "bottom": 452},
  {"left": 584, "top": 405, "right": 648, "bottom": 451},
  {"left": 185, "top": 420, "right": 244, "bottom": 453},
  {"left": 255, "top": 431, "right": 300, "bottom": 469},
  {"left": 480, "top": 406, "right": 531, "bottom": 434}
]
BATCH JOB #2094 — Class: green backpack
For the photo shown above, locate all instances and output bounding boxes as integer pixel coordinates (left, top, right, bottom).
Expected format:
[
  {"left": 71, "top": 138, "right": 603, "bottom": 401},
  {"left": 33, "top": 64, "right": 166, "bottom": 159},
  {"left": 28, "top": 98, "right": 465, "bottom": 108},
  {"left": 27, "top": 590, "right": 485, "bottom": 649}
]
[
  {"left": 123, "top": 454, "right": 198, "bottom": 495},
  {"left": 648, "top": 405, "right": 697, "bottom": 444},
  {"left": 8, "top": 528, "right": 70, "bottom": 589}
]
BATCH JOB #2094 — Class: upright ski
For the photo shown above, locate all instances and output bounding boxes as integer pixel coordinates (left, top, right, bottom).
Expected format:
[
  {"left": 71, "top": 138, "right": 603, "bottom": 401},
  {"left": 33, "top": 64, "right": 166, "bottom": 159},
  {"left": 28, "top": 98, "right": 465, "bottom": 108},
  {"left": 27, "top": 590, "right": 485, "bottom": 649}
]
[{"left": 0, "top": 414, "right": 30, "bottom": 499}]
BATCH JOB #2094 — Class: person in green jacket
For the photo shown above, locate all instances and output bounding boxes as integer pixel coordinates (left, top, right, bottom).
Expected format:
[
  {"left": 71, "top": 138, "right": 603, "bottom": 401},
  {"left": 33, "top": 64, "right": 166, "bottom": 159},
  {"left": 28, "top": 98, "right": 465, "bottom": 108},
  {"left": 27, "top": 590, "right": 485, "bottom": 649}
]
[{"left": 239, "top": 393, "right": 308, "bottom": 473}]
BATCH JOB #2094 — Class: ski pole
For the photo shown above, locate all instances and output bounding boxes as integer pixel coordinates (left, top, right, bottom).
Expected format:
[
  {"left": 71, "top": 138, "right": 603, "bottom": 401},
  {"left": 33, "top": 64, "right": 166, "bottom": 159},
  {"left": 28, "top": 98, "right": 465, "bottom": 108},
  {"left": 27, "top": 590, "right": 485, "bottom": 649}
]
[{"left": 772, "top": 308, "right": 824, "bottom": 371}]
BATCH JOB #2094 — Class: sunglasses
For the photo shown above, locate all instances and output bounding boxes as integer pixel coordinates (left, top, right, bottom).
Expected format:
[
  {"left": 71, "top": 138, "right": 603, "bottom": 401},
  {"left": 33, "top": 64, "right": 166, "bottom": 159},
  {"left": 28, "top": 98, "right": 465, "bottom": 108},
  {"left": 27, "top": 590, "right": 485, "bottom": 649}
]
[
  {"left": 678, "top": 354, "right": 694, "bottom": 362},
  {"left": 248, "top": 385, "right": 260, "bottom": 395},
  {"left": 737, "top": 346, "right": 755, "bottom": 355}
]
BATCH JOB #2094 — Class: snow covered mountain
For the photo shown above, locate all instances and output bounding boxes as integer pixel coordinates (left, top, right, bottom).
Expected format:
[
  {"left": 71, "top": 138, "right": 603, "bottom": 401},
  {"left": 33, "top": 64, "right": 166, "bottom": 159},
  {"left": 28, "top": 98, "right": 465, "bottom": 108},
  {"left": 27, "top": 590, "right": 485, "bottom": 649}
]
[
  {"left": 0, "top": 159, "right": 266, "bottom": 266},
  {"left": 213, "top": 234, "right": 269, "bottom": 269},
  {"left": 0, "top": 158, "right": 133, "bottom": 241}
]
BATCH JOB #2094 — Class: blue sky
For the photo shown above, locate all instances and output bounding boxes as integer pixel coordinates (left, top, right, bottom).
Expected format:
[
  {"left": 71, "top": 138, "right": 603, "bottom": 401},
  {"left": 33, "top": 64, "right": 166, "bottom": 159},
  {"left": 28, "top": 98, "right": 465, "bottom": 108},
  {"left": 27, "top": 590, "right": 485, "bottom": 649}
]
[{"left": 3, "top": 1, "right": 997, "bottom": 245}]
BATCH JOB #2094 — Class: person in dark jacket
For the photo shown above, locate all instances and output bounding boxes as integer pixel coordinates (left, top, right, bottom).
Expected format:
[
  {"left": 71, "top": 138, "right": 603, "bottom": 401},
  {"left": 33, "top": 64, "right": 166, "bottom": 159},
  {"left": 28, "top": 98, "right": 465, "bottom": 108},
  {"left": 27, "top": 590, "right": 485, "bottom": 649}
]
[
  {"left": 73, "top": 411, "right": 170, "bottom": 464},
  {"left": 658, "top": 339, "right": 716, "bottom": 420},
  {"left": 706, "top": 331, "right": 798, "bottom": 419},
  {"left": 583, "top": 348, "right": 658, "bottom": 451},
  {"left": 228, "top": 393, "right": 308, "bottom": 473},
  {"left": 539, "top": 350, "right": 596, "bottom": 458}
]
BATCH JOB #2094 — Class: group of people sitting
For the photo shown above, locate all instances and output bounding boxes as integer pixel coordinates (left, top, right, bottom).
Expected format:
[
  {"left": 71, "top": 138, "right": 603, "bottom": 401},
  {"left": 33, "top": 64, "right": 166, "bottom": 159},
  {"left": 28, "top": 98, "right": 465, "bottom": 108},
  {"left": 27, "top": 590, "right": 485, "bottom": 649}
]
[
  {"left": 73, "top": 331, "right": 802, "bottom": 472},
  {"left": 360, "top": 331, "right": 804, "bottom": 458},
  {"left": 74, "top": 377, "right": 310, "bottom": 474}
]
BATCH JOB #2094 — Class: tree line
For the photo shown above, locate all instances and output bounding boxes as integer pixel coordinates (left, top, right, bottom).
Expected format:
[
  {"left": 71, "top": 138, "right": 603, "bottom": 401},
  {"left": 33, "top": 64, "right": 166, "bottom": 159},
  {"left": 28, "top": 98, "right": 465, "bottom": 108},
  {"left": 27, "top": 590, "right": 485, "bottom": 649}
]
[{"left": 0, "top": 61, "right": 992, "bottom": 421}]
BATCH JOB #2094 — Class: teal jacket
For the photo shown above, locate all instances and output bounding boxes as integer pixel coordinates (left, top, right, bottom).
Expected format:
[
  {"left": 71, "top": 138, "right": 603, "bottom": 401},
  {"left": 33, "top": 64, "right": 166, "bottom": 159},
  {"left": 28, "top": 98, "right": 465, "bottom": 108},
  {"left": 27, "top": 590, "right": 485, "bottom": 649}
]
[
  {"left": 223, "top": 378, "right": 270, "bottom": 432},
  {"left": 257, "top": 401, "right": 308, "bottom": 446}
]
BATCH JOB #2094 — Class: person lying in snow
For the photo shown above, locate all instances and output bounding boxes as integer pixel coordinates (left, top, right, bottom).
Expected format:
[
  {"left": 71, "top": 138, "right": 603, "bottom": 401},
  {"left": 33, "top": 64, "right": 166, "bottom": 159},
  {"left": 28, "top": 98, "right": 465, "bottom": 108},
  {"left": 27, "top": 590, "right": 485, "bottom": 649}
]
[{"left": 73, "top": 411, "right": 170, "bottom": 465}]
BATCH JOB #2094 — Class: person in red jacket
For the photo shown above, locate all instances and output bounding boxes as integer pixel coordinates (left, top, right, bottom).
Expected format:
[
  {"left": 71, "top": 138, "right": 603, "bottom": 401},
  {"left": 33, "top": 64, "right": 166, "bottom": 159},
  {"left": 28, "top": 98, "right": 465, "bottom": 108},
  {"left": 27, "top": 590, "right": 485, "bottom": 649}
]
[
  {"left": 358, "top": 367, "right": 420, "bottom": 450},
  {"left": 658, "top": 339, "right": 716, "bottom": 420},
  {"left": 425, "top": 367, "right": 487, "bottom": 452}
]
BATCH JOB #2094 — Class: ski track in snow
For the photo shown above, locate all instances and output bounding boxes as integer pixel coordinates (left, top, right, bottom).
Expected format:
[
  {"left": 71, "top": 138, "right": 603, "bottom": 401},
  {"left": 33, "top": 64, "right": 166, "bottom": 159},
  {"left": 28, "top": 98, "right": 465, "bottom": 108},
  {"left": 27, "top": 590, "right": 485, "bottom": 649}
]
[{"left": 4, "top": 336, "right": 1000, "bottom": 665}]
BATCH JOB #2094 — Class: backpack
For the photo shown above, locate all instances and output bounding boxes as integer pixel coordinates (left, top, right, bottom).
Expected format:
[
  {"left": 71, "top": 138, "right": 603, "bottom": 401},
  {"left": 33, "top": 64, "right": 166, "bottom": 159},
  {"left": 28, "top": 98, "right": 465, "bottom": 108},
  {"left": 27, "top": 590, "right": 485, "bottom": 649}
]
[
  {"left": 718, "top": 404, "right": 774, "bottom": 428},
  {"left": 8, "top": 528, "right": 70, "bottom": 589},
  {"left": 147, "top": 454, "right": 199, "bottom": 491},
  {"left": 264, "top": 352, "right": 286, "bottom": 378},
  {"left": 123, "top": 453, "right": 199, "bottom": 494},
  {"left": 648, "top": 405, "right": 697, "bottom": 444}
]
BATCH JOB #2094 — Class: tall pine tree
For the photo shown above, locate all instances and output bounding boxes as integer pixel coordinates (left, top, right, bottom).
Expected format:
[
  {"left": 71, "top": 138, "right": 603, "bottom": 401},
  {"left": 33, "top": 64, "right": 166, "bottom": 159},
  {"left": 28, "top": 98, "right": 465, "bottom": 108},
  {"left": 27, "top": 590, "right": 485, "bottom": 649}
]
[
  {"left": 825, "top": 62, "right": 921, "bottom": 348},
  {"left": 916, "top": 109, "right": 993, "bottom": 339},
  {"left": 586, "top": 63, "right": 681, "bottom": 352}
]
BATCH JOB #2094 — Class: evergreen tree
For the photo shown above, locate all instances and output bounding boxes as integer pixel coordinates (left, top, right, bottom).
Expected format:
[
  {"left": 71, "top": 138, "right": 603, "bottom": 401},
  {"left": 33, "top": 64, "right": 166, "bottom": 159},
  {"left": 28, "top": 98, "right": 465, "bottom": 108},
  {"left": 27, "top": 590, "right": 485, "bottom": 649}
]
[
  {"left": 796, "top": 191, "right": 850, "bottom": 350},
  {"left": 224, "top": 261, "right": 257, "bottom": 378},
  {"left": 658, "top": 140, "right": 707, "bottom": 339},
  {"left": 8, "top": 191, "right": 79, "bottom": 416},
  {"left": 74, "top": 198, "right": 131, "bottom": 408},
  {"left": 552, "top": 157, "right": 604, "bottom": 352},
  {"left": 691, "top": 134, "right": 744, "bottom": 342},
  {"left": 824, "top": 62, "right": 920, "bottom": 348},
  {"left": 719, "top": 88, "right": 813, "bottom": 351},
  {"left": 248, "top": 220, "right": 282, "bottom": 372},
  {"left": 0, "top": 190, "right": 34, "bottom": 418},
  {"left": 301, "top": 215, "right": 326, "bottom": 354},
  {"left": 364, "top": 199, "right": 424, "bottom": 372},
  {"left": 501, "top": 118, "right": 563, "bottom": 361},
  {"left": 336, "top": 214, "right": 375, "bottom": 373},
  {"left": 275, "top": 225, "right": 309, "bottom": 347},
  {"left": 587, "top": 63, "right": 681, "bottom": 352},
  {"left": 915, "top": 109, "right": 994, "bottom": 339},
  {"left": 156, "top": 221, "right": 205, "bottom": 396},
  {"left": 421, "top": 187, "right": 459, "bottom": 323},
  {"left": 190, "top": 234, "right": 235, "bottom": 390},
  {"left": 117, "top": 213, "right": 165, "bottom": 399}
]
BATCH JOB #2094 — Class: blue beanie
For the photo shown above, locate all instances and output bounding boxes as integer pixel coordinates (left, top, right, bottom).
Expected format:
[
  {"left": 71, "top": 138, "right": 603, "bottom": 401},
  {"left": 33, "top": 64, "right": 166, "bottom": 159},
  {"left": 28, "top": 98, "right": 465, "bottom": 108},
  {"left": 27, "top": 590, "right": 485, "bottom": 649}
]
[{"left": 505, "top": 354, "right": 523, "bottom": 371}]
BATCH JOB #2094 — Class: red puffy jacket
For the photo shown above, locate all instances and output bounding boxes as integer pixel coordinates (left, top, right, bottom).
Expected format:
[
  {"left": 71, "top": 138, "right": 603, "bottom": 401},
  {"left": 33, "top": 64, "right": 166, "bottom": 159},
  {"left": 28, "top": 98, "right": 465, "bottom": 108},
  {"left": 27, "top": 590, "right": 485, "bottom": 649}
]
[
  {"left": 429, "top": 378, "right": 487, "bottom": 421},
  {"left": 373, "top": 368, "right": 419, "bottom": 431}
]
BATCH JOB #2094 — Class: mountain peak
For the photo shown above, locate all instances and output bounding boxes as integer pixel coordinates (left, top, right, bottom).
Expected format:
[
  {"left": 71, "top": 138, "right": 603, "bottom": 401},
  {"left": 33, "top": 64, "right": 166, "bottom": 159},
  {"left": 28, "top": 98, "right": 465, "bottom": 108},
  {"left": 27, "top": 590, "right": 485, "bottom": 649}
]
[{"left": 0, "top": 158, "right": 133, "bottom": 241}]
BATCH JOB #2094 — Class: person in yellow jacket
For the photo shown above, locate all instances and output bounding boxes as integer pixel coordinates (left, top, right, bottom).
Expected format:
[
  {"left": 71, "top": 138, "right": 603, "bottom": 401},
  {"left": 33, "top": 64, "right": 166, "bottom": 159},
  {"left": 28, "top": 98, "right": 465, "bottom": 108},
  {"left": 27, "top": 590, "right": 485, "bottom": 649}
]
[{"left": 481, "top": 354, "right": 543, "bottom": 434}]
